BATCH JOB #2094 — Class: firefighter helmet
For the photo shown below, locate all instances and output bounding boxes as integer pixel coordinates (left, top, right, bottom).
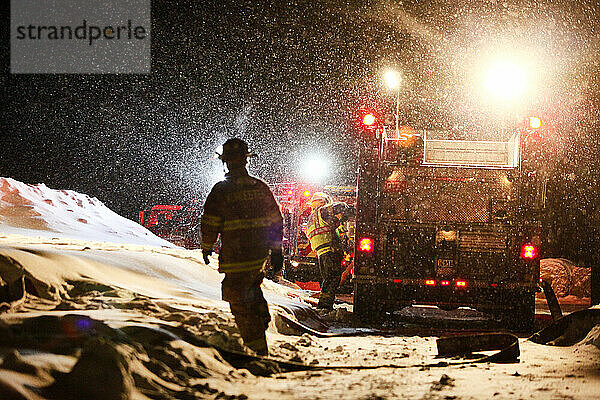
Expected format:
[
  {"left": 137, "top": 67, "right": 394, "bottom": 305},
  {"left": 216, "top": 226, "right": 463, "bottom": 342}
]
[
  {"left": 217, "top": 138, "right": 256, "bottom": 161},
  {"left": 309, "top": 192, "right": 332, "bottom": 209}
]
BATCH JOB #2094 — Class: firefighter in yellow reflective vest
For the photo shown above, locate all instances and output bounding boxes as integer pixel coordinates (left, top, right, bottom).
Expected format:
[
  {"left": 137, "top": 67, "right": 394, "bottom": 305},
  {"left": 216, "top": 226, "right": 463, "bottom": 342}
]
[
  {"left": 306, "top": 192, "right": 351, "bottom": 310},
  {"left": 201, "top": 138, "right": 283, "bottom": 356}
]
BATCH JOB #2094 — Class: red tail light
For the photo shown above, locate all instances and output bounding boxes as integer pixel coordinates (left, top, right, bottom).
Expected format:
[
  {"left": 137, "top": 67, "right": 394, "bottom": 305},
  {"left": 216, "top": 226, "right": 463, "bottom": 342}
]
[
  {"left": 440, "top": 280, "right": 450, "bottom": 286},
  {"left": 393, "top": 279, "right": 402, "bottom": 283},
  {"left": 455, "top": 280, "right": 467, "bottom": 288},
  {"left": 425, "top": 279, "right": 436, "bottom": 286},
  {"left": 362, "top": 113, "right": 376, "bottom": 126},
  {"left": 520, "top": 244, "right": 538, "bottom": 259},
  {"left": 358, "top": 107, "right": 381, "bottom": 130},
  {"left": 358, "top": 237, "right": 374, "bottom": 252}
]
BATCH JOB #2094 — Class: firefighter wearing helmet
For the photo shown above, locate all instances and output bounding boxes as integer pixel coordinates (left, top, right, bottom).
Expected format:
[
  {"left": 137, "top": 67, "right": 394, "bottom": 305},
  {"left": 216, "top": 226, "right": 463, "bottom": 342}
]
[
  {"left": 306, "top": 191, "right": 353, "bottom": 310},
  {"left": 201, "top": 138, "right": 283, "bottom": 355}
]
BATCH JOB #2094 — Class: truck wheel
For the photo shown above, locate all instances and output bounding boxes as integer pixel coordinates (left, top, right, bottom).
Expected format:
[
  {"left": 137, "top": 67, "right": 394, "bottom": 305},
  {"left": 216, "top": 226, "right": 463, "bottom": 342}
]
[
  {"left": 353, "top": 282, "right": 385, "bottom": 325},
  {"left": 499, "top": 292, "right": 536, "bottom": 332}
]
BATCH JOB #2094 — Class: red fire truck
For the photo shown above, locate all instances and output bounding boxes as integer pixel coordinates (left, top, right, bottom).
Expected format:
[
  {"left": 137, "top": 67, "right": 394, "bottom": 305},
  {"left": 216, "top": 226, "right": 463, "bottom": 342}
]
[
  {"left": 138, "top": 202, "right": 203, "bottom": 249},
  {"left": 353, "top": 114, "right": 546, "bottom": 330}
]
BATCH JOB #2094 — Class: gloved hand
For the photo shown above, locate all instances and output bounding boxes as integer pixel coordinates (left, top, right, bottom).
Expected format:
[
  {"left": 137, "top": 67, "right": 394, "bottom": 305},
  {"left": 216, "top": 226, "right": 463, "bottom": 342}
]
[
  {"left": 266, "top": 249, "right": 284, "bottom": 280},
  {"left": 202, "top": 250, "right": 212, "bottom": 265}
]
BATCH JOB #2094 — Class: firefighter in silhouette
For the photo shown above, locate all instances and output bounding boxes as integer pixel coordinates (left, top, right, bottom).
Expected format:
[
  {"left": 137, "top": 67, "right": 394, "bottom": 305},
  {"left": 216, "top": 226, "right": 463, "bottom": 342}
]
[
  {"left": 201, "top": 138, "right": 283, "bottom": 355},
  {"left": 306, "top": 192, "right": 353, "bottom": 310}
]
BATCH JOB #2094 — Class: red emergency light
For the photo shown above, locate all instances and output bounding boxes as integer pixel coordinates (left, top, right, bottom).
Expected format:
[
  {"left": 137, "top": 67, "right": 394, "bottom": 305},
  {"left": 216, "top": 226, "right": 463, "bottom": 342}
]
[
  {"left": 440, "top": 280, "right": 450, "bottom": 286},
  {"left": 358, "top": 106, "right": 381, "bottom": 130},
  {"left": 362, "top": 113, "right": 376, "bottom": 127},
  {"left": 358, "top": 237, "right": 374, "bottom": 252},
  {"left": 455, "top": 280, "right": 467, "bottom": 288},
  {"left": 520, "top": 244, "right": 538, "bottom": 259},
  {"left": 425, "top": 279, "right": 436, "bottom": 286}
]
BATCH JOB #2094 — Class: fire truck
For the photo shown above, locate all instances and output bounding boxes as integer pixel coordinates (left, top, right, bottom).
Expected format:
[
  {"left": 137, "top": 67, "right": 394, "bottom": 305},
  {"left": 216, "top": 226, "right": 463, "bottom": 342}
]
[
  {"left": 353, "top": 116, "right": 546, "bottom": 329},
  {"left": 271, "top": 183, "right": 357, "bottom": 288},
  {"left": 138, "top": 202, "right": 203, "bottom": 249}
]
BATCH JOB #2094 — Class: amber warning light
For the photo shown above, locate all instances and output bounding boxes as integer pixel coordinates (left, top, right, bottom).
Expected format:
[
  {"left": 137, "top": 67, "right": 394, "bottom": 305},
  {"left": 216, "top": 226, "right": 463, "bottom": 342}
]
[
  {"left": 529, "top": 116, "right": 542, "bottom": 130},
  {"left": 358, "top": 237, "right": 374, "bottom": 252},
  {"left": 520, "top": 244, "right": 538, "bottom": 259}
]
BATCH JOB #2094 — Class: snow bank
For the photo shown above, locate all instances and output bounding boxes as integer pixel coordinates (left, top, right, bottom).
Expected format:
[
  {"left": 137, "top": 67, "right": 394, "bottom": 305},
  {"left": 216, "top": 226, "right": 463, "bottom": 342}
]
[
  {"left": 0, "top": 178, "right": 317, "bottom": 322},
  {"left": 0, "top": 179, "right": 324, "bottom": 398},
  {"left": 0, "top": 177, "right": 174, "bottom": 247},
  {"left": 580, "top": 324, "right": 600, "bottom": 349}
]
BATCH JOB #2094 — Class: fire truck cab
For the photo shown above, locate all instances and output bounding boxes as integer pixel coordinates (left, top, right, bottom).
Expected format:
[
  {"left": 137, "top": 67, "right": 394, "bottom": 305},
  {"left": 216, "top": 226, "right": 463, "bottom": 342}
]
[{"left": 353, "top": 125, "right": 545, "bottom": 330}]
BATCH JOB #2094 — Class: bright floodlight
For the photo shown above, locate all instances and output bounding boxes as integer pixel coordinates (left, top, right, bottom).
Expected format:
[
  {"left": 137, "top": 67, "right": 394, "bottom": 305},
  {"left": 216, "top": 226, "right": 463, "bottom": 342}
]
[
  {"left": 301, "top": 156, "right": 329, "bottom": 183},
  {"left": 484, "top": 61, "right": 527, "bottom": 100},
  {"left": 384, "top": 70, "right": 401, "bottom": 90}
]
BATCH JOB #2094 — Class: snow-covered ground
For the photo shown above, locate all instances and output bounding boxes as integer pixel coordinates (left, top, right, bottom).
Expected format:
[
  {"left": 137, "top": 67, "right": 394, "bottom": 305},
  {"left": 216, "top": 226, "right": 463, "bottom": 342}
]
[{"left": 0, "top": 178, "right": 598, "bottom": 399}]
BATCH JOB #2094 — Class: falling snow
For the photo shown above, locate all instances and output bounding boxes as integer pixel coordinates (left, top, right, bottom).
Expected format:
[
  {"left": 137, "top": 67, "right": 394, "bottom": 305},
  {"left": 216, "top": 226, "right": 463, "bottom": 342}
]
[{"left": 3, "top": 0, "right": 599, "bottom": 259}]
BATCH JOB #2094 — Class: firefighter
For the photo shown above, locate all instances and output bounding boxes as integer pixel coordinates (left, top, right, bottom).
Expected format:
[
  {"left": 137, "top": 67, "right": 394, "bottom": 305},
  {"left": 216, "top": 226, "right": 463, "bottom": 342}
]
[
  {"left": 200, "top": 138, "right": 283, "bottom": 356},
  {"left": 306, "top": 192, "right": 352, "bottom": 310}
]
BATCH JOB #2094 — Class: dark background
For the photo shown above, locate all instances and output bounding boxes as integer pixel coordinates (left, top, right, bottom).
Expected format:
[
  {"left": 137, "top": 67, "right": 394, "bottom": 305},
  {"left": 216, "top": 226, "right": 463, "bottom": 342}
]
[{"left": 2, "top": 0, "right": 598, "bottom": 246}]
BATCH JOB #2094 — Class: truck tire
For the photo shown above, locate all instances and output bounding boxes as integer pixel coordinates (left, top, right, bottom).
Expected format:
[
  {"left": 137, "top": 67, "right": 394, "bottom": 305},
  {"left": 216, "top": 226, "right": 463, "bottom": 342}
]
[
  {"left": 353, "top": 282, "right": 385, "bottom": 325},
  {"left": 499, "top": 291, "right": 536, "bottom": 332}
]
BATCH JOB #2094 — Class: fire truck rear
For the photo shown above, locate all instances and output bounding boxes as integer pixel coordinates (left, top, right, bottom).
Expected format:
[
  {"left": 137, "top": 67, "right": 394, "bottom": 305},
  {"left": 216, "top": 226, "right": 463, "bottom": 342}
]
[{"left": 353, "top": 120, "right": 545, "bottom": 330}]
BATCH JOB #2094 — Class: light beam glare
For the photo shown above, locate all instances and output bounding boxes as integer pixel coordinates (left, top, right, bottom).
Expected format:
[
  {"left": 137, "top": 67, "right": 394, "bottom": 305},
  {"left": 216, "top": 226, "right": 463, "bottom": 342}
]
[{"left": 300, "top": 156, "right": 330, "bottom": 183}]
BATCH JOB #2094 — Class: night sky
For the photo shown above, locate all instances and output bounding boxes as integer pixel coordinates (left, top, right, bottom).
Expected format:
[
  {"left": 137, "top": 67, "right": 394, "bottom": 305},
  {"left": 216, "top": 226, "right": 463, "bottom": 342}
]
[{"left": 2, "top": 0, "right": 599, "bottom": 223}]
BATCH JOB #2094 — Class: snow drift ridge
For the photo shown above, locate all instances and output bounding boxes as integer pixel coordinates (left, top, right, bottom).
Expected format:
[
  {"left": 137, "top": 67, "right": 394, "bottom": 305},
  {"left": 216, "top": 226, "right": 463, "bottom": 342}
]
[{"left": 0, "top": 177, "right": 174, "bottom": 247}]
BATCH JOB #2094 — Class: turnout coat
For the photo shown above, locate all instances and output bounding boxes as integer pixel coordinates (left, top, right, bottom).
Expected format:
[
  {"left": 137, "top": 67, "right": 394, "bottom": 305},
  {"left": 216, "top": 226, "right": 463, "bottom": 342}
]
[{"left": 201, "top": 168, "right": 283, "bottom": 274}]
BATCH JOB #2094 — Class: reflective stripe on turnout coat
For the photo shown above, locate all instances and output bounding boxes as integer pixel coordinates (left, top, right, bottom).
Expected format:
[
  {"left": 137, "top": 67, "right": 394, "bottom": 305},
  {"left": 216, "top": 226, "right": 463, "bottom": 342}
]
[{"left": 201, "top": 168, "right": 283, "bottom": 273}]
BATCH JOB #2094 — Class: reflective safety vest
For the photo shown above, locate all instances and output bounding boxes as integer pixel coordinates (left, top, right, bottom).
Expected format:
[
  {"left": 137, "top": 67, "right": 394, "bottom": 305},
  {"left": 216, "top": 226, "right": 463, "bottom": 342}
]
[
  {"left": 306, "top": 207, "right": 334, "bottom": 257},
  {"left": 335, "top": 223, "right": 350, "bottom": 253}
]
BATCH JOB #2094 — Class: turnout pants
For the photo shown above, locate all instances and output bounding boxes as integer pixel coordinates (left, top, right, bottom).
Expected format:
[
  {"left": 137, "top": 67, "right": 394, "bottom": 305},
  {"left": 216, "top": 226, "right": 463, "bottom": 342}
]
[
  {"left": 317, "top": 251, "right": 344, "bottom": 310},
  {"left": 221, "top": 270, "right": 271, "bottom": 355}
]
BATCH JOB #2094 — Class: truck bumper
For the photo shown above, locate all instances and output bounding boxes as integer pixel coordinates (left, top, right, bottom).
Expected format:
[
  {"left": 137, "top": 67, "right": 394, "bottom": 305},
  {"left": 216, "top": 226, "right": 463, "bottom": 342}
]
[{"left": 354, "top": 277, "right": 537, "bottom": 312}]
